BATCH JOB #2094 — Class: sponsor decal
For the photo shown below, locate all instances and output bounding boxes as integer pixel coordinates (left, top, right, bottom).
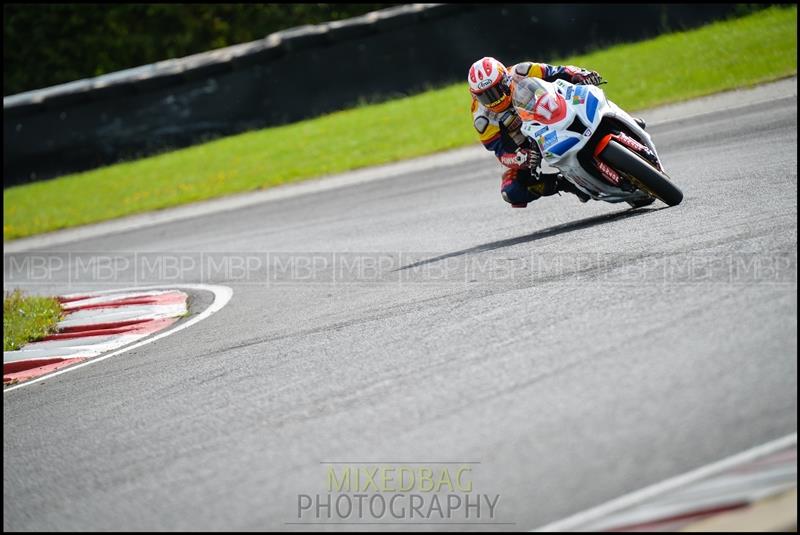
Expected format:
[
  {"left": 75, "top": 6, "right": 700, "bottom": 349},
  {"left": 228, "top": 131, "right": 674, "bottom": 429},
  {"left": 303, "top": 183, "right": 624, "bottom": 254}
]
[
  {"left": 542, "top": 130, "right": 558, "bottom": 149},
  {"left": 534, "top": 126, "right": 549, "bottom": 137},
  {"left": 572, "top": 84, "right": 587, "bottom": 105},
  {"left": 583, "top": 128, "right": 592, "bottom": 137},
  {"left": 594, "top": 157, "right": 620, "bottom": 185},
  {"left": 616, "top": 132, "right": 648, "bottom": 152},
  {"left": 616, "top": 133, "right": 660, "bottom": 167}
]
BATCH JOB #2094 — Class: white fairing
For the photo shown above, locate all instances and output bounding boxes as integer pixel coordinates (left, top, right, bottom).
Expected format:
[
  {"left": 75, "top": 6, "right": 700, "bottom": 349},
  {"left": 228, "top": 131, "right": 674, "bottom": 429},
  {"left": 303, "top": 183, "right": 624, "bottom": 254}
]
[{"left": 518, "top": 78, "right": 663, "bottom": 202}]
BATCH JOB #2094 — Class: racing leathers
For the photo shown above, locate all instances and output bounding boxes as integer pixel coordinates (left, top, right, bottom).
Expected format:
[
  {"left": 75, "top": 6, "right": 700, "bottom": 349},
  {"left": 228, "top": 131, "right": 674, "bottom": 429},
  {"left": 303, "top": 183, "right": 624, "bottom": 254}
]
[{"left": 472, "top": 61, "right": 597, "bottom": 207}]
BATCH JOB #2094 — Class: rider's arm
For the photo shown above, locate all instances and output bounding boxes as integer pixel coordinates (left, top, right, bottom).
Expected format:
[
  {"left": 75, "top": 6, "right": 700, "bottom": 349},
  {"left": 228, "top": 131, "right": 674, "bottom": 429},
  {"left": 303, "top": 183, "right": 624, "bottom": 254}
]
[
  {"left": 472, "top": 97, "right": 539, "bottom": 169},
  {"left": 512, "top": 61, "right": 598, "bottom": 84},
  {"left": 472, "top": 98, "right": 505, "bottom": 158}
]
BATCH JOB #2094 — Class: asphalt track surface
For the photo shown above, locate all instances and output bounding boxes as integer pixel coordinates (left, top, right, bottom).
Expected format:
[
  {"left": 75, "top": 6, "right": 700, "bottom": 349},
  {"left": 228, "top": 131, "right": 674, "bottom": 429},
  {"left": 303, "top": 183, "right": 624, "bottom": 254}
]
[{"left": 4, "top": 80, "right": 797, "bottom": 531}]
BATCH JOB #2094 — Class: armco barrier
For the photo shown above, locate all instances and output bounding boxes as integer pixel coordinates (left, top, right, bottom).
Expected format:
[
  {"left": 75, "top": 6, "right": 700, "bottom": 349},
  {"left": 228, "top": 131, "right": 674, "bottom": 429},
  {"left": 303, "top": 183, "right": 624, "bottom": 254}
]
[{"left": 3, "top": 4, "right": 742, "bottom": 186}]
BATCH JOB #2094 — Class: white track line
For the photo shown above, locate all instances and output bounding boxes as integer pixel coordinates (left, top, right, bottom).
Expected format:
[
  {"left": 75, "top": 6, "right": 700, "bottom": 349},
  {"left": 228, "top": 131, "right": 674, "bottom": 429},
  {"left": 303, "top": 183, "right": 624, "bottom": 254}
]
[
  {"left": 531, "top": 432, "right": 797, "bottom": 532},
  {"left": 3, "top": 283, "right": 233, "bottom": 393}
]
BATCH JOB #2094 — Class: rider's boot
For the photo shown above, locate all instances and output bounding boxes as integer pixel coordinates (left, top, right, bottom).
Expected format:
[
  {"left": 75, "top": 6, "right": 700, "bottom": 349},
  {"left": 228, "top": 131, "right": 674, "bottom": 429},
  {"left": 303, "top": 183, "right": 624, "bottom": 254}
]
[{"left": 555, "top": 174, "right": 590, "bottom": 203}]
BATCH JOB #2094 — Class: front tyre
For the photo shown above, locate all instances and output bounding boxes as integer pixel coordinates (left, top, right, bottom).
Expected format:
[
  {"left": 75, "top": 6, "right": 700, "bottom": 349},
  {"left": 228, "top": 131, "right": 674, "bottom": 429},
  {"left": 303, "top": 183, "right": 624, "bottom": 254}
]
[{"left": 600, "top": 140, "right": 684, "bottom": 206}]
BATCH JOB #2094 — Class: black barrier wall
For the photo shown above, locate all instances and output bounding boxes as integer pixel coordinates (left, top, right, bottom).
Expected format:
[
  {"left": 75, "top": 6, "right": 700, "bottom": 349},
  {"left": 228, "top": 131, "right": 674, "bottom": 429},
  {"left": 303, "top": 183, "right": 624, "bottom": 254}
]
[{"left": 4, "top": 4, "right": 743, "bottom": 186}]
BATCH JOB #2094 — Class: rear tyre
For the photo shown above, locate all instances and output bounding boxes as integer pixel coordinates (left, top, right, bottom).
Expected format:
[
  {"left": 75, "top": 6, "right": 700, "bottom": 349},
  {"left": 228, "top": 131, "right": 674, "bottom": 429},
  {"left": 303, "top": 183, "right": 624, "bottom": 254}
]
[{"left": 601, "top": 140, "right": 683, "bottom": 206}]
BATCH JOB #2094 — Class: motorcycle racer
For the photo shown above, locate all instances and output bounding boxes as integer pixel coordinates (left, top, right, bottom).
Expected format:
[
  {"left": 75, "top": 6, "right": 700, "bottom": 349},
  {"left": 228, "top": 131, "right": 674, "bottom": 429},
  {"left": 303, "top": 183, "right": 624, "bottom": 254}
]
[{"left": 469, "top": 57, "right": 604, "bottom": 207}]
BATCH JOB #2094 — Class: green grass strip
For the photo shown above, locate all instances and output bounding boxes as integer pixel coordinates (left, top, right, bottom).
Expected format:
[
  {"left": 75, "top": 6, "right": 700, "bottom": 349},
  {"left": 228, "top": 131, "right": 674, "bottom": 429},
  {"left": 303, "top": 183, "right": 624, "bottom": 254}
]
[
  {"left": 4, "top": 5, "right": 797, "bottom": 240},
  {"left": 3, "top": 289, "right": 63, "bottom": 351}
]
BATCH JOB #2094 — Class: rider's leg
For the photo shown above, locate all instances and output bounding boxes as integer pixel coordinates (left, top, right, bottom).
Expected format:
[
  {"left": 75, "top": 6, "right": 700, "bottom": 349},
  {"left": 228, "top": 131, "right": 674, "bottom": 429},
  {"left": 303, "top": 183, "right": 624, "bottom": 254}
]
[
  {"left": 527, "top": 171, "right": 590, "bottom": 203},
  {"left": 500, "top": 168, "right": 540, "bottom": 208},
  {"left": 502, "top": 168, "right": 590, "bottom": 206}
]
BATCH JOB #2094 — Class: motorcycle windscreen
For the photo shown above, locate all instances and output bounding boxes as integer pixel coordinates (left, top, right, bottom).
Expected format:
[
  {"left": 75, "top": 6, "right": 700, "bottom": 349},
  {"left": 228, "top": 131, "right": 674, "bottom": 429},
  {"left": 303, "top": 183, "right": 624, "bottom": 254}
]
[{"left": 511, "top": 78, "right": 567, "bottom": 125}]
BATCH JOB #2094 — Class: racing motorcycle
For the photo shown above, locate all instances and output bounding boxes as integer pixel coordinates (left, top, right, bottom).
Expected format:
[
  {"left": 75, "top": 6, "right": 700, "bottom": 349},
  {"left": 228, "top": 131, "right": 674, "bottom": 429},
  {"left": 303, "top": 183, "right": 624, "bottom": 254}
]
[{"left": 512, "top": 77, "right": 683, "bottom": 207}]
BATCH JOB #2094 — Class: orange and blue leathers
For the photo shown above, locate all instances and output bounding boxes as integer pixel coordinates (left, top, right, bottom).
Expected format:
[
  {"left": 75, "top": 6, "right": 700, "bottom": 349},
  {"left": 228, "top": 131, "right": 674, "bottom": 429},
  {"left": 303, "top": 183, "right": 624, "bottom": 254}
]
[
  {"left": 472, "top": 61, "right": 589, "bottom": 207},
  {"left": 472, "top": 61, "right": 586, "bottom": 158}
]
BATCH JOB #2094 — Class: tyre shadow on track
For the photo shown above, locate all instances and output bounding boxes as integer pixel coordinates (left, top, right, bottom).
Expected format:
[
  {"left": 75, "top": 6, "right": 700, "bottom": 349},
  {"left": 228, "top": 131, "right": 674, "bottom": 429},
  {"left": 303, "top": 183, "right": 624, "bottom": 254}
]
[{"left": 396, "top": 206, "right": 669, "bottom": 271}]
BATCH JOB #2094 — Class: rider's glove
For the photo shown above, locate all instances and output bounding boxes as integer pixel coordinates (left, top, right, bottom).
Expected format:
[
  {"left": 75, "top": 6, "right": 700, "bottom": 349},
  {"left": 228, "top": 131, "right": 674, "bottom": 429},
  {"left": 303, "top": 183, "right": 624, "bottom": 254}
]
[
  {"left": 500, "top": 148, "right": 540, "bottom": 170},
  {"left": 571, "top": 70, "right": 602, "bottom": 85}
]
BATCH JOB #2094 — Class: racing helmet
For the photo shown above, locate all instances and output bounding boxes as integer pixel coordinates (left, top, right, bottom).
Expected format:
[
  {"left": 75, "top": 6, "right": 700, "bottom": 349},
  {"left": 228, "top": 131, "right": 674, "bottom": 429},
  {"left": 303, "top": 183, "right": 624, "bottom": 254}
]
[{"left": 468, "top": 57, "right": 512, "bottom": 113}]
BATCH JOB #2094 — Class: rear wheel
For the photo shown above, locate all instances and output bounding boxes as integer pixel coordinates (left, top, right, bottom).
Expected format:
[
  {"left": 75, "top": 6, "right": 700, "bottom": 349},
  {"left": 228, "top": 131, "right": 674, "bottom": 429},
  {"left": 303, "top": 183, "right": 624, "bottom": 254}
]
[{"left": 600, "top": 140, "right": 683, "bottom": 206}]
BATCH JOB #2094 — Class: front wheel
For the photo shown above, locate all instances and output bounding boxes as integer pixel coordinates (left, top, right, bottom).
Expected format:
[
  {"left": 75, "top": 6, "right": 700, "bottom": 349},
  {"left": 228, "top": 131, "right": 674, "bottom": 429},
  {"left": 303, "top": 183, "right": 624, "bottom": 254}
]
[{"left": 600, "top": 140, "right": 684, "bottom": 206}]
